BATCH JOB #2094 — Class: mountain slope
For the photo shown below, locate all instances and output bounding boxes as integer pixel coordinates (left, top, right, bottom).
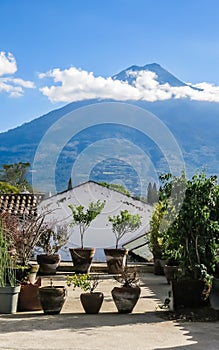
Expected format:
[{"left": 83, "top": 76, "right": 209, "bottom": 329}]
[
  {"left": 113, "top": 63, "right": 187, "bottom": 87},
  {"left": 0, "top": 63, "right": 219, "bottom": 194}
]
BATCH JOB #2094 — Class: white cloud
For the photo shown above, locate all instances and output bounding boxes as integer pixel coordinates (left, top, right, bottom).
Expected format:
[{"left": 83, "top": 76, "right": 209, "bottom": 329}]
[
  {"left": 0, "top": 51, "right": 35, "bottom": 97},
  {"left": 0, "top": 52, "right": 17, "bottom": 76},
  {"left": 39, "top": 66, "right": 219, "bottom": 104}
]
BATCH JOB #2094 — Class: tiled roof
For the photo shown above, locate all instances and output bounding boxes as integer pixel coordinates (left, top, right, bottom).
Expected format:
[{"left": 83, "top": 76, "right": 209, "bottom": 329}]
[{"left": 0, "top": 194, "right": 43, "bottom": 216}]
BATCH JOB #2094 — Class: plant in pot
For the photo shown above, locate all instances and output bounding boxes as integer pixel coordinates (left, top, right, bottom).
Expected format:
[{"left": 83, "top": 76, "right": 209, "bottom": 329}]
[
  {"left": 147, "top": 172, "right": 187, "bottom": 276},
  {"left": 0, "top": 211, "right": 49, "bottom": 312},
  {"left": 111, "top": 267, "right": 141, "bottom": 313},
  {"left": 0, "top": 217, "right": 20, "bottom": 314},
  {"left": 162, "top": 172, "right": 219, "bottom": 309},
  {"left": 105, "top": 210, "right": 141, "bottom": 274},
  {"left": 39, "top": 278, "right": 67, "bottom": 315},
  {"left": 67, "top": 274, "right": 103, "bottom": 314},
  {"left": 147, "top": 201, "right": 169, "bottom": 275},
  {"left": 36, "top": 223, "right": 69, "bottom": 275},
  {"left": 68, "top": 200, "right": 105, "bottom": 273}
]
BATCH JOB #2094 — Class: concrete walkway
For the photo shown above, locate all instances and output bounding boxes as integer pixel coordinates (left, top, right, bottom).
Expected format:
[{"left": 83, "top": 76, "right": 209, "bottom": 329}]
[{"left": 0, "top": 273, "right": 219, "bottom": 350}]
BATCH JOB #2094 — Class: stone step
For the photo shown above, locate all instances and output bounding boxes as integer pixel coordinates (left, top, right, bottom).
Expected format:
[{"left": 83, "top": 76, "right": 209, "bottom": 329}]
[{"left": 57, "top": 261, "right": 154, "bottom": 274}]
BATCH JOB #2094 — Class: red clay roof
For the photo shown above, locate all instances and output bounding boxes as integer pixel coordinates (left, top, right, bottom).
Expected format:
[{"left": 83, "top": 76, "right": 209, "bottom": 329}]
[{"left": 0, "top": 194, "right": 43, "bottom": 216}]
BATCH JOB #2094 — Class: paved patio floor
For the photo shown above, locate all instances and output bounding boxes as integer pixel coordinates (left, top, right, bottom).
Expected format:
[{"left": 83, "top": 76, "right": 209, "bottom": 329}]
[{"left": 0, "top": 272, "right": 219, "bottom": 350}]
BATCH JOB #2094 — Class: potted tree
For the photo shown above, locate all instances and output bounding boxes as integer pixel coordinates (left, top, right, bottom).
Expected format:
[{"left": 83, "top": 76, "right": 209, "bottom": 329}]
[
  {"left": 0, "top": 217, "right": 20, "bottom": 314},
  {"left": 105, "top": 210, "right": 141, "bottom": 274},
  {"left": 68, "top": 200, "right": 105, "bottom": 273},
  {"left": 67, "top": 274, "right": 104, "bottom": 314},
  {"left": 36, "top": 223, "right": 69, "bottom": 275},
  {"left": 161, "top": 172, "right": 219, "bottom": 309},
  {"left": 111, "top": 268, "right": 141, "bottom": 313}
]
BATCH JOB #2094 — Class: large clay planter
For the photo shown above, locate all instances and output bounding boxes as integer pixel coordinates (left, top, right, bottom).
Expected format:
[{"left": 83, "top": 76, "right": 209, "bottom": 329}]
[
  {"left": 111, "top": 286, "right": 141, "bottom": 313},
  {"left": 164, "top": 265, "right": 179, "bottom": 284},
  {"left": 172, "top": 279, "right": 211, "bottom": 309},
  {"left": 209, "top": 277, "right": 219, "bottom": 310},
  {"left": 80, "top": 292, "right": 104, "bottom": 314},
  {"left": 37, "top": 254, "right": 61, "bottom": 275},
  {"left": 104, "top": 248, "right": 128, "bottom": 274},
  {"left": 69, "top": 248, "right": 95, "bottom": 274},
  {"left": 0, "top": 285, "right": 21, "bottom": 314},
  {"left": 17, "top": 278, "right": 42, "bottom": 311},
  {"left": 39, "top": 286, "right": 66, "bottom": 314}
]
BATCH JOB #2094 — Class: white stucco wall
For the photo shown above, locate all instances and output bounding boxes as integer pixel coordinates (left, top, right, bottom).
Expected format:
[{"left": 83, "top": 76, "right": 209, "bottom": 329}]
[{"left": 38, "top": 181, "right": 153, "bottom": 261}]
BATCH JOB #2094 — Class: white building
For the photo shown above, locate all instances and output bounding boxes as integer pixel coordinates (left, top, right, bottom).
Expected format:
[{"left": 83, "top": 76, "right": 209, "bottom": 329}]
[{"left": 38, "top": 181, "right": 153, "bottom": 261}]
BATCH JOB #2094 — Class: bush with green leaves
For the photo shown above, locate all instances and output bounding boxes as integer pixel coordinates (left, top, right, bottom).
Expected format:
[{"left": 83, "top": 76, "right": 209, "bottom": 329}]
[
  {"left": 109, "top": 210, "right": 142, "bottom": 249},
  {"left": 68, "top": 200, "right": 105, "bottom": 249},
  {"left": 66, "top": 274, "right": 99, "bottom": 293},
  {"left": 149, "top": 172, "right": 219, "bottom": 281}
]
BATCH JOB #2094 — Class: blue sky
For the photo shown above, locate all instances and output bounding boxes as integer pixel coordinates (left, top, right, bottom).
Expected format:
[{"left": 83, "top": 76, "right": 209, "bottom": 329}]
[{"left": 1, "top": 0, "right": 219, "bottom": 132}]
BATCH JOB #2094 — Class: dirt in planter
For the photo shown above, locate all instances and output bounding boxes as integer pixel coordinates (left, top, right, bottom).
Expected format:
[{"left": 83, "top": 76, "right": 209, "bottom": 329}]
[{"left": 157, "top": 306, "right": 219, "bottom": 322}]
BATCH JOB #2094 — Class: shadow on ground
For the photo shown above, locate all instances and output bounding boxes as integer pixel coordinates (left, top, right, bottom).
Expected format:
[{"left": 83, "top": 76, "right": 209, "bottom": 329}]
[{"left": 0, "top": 310, "right": 165, "bottom": 334}]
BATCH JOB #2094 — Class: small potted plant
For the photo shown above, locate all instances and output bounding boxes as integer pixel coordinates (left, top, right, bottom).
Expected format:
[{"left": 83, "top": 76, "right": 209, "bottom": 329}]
[
  {"left": 111, "top": 267, "right": 141, "bottom": 313},
  {"left": 67, "top": 274, "right": 104, "bottom": 314},
  {"left": 68, "top": 200, "right": 105, "bottom": 273},
  {"left": 105, "top": 210, "right": 141, "bottom": 274},
  {"left": 36, "top": 223, "right": 69, "bottom": 275}
]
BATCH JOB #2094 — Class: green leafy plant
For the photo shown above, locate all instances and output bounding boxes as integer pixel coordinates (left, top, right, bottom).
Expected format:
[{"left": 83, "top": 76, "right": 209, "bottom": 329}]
[
  {"left": 155, "top": 172, "right": 219, "bottom": 282},
  {"left": 108, "top": 210, "right": 142, "bottom": 249},
  {"left": 68, "top": 200, "right": 105, "bottom": 249},
  {"left": 0, "top": 218, "right": 17, "bottom": 287},
  {"left": 66, "top": 274, "right": 99, "bottom": 293}
]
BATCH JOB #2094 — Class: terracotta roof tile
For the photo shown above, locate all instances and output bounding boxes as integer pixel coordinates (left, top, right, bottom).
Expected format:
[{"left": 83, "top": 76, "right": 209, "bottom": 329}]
[{"left": 0, "top": 194, "right": 43, "bottom": 216}]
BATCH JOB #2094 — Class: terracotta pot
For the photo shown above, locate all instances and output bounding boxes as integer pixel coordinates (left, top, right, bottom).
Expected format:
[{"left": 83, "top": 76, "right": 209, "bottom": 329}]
[
  {"left": 69, "top": 248, "right": 95, "bottom": 274},
  {"left": 164, "top": 265, "right": 179, "bottom": 284},
  {"left": 17, "top": 278, "right": 42, "bottom": 311},
  {"left": 111, "top": 286, "right": 141, "bottom": 313},
  {"left": 80, "top": 292, "right": 104, "bottom": 314},
  {"left": 37, "top": 254, "right": 61, "bottom": 275},
  {"left": 172, "top": 279, "right": 211, "bottom": 309},
  {"left": 39, "top": 286, "right": 66, "bottom": 314},
  {"left": 104, "top": 248, "right": 128, "bottom": 274}
]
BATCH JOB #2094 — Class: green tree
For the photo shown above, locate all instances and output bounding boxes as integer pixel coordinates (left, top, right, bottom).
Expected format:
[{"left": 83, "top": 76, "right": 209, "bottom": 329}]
[
  {"left": 147, "top": 182, "right": 153, "bottom": 204},
  {"left": 67, "top": 177, "right": 73, "bottom": 190},
  {"left": 68, "top": 200, "right": 105, "bottom": 248},
  {"left": 0, "top": 181, "right": 19, "bottom": 194},
  {"left": 0, "top": 162, "right": 32, "bottom": 192},
  {"left": 109, "top": 210, "right": 142, "bottom": 249},
  {"left": 152, "top": 183, "right": 158, "bottom": 203}
]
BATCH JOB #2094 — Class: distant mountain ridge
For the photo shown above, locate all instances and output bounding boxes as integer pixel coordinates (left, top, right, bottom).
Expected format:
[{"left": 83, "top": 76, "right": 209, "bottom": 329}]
[
  {"left": 113, "top": 63, "right": 187, "bottom": 87},
  {"left": 0, "top": 63, "right": 219, "bottom": 194}
]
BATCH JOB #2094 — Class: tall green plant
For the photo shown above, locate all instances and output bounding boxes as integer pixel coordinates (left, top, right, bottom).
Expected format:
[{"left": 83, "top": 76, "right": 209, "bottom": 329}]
[
  {"left": 0, "top": 220, "right": 16, "bottom": 287},
  {"left": 175, "top": 173, "right": 219, "bottom": 278},
  {"left": 68, "top": 200, "right": 105, "bottom": 249}
]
